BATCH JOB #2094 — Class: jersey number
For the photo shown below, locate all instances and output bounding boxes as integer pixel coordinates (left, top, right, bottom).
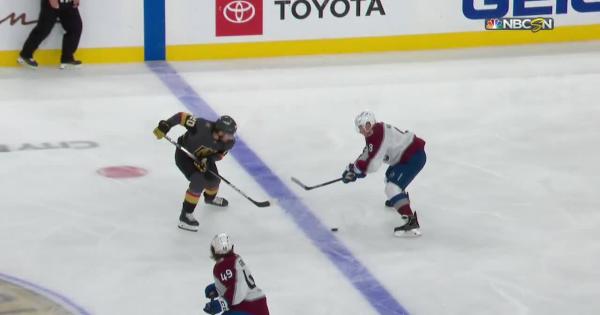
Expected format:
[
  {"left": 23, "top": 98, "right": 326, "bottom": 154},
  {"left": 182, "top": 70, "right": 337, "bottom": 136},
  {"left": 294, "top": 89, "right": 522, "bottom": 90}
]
[
  {"left": 185, "top": 116, "right": 197, "bottom": 128},
  {"left": 220, "top": 269, "right": 233, "bottom": 282},
  {"left": 242, "top": 270, "right": 256, "bottom": 289}
]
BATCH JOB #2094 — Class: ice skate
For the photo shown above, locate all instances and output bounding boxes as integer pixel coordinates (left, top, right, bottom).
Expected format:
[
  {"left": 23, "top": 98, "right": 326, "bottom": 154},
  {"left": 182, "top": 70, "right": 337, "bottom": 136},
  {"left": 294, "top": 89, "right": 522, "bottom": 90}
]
[
  {"left": 393, "top": 213, "right": 421, "bottom": 237},
  {"left": 204, "top": 196, "right": 229, "bottom": 207},
  {"left": 178, "top": 212, "right": 199, "bottom": 232}
]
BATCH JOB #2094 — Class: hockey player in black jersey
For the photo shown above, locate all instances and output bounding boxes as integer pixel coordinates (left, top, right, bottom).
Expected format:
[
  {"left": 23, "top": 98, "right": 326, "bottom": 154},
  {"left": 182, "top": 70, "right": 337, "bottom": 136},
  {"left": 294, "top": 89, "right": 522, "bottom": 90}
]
[{"left": 153, "top": 113, "right": 237, "bottom": 232}]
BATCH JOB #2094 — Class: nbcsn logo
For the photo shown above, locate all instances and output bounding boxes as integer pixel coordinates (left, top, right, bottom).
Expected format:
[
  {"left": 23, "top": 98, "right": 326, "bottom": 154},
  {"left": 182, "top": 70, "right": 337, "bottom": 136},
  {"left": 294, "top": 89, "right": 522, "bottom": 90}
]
[{"left": 485, "top": 17, "right": 554, "bottom": 33}]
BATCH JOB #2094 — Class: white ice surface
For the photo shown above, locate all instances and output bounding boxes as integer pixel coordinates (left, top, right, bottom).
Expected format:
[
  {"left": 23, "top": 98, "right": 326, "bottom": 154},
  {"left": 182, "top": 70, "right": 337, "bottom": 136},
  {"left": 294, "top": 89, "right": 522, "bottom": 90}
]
[{"left": 1, "top": 42, "right": 600, "bottom": 315}]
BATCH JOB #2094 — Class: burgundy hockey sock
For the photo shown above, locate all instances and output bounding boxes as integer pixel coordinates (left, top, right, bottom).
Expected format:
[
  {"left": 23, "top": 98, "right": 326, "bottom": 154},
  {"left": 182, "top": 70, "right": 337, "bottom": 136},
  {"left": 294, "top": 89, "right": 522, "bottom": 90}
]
[{"left": 397, "top": 204, "right": 414, "bottom": 217}]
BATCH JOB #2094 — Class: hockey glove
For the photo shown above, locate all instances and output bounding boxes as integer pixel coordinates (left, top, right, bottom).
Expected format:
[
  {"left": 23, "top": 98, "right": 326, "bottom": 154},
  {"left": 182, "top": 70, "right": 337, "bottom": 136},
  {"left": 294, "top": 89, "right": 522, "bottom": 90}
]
[
  {"left": 342, "top": 163, "right": 365, "bottom": 183},
  {"left": 194, "top": 157, "right": 209, "bottom": 173},
  {"left": 153, "top": 120, "right": 171, "bottom": 140},
  {"left": 204, "top": 283, "right": 218, "bottom": 299},
  {"left": 203, "top": 297, "right": 229, "bottom": 315}
]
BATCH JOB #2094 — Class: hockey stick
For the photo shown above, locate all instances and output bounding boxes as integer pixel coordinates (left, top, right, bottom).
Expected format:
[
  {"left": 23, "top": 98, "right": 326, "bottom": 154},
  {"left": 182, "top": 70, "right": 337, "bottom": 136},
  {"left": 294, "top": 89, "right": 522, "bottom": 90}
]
[
  {"left": 290, "top": 177, "right": 344, "bottom": 191},
  {"left": 163, "top": 135, "right": 271, "bottom": 208}
]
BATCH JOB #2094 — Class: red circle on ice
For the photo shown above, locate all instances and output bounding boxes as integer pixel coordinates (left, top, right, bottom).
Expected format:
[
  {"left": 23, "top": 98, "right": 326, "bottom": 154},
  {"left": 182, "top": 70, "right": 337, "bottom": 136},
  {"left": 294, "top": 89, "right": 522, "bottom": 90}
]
[{"left": 97, "top": 166, "right": 148, "bottom": 178}]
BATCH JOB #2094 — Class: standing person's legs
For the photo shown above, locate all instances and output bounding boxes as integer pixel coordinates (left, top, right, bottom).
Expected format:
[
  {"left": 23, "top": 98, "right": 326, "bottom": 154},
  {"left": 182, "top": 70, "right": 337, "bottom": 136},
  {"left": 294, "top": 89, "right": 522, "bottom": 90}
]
[
  {"left": 57, "top": 4, "right": 82, "bottom": 63},
  {"left": 20, "top": 0, "right": 58, "bottom": 59}
]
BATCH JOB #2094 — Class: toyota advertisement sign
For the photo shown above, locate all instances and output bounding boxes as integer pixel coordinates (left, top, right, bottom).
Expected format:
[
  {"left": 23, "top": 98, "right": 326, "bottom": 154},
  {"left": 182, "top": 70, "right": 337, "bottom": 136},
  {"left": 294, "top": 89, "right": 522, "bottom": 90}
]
[{"left": 216, "top": 0, "right": 263, "bottom": 36}]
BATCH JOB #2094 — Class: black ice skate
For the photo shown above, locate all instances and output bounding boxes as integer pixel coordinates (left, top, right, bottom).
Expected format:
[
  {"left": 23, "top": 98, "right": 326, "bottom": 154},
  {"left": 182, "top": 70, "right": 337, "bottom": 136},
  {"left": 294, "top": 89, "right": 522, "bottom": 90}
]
[
  {"left": 393, "top": 212, "right": 421, "bottom": 237},
  {"left": 178, "top": 212, "right": 199, "bottom": 232},
  {"left": 204, "top": 196, "right": 229, "bottom": 207}
]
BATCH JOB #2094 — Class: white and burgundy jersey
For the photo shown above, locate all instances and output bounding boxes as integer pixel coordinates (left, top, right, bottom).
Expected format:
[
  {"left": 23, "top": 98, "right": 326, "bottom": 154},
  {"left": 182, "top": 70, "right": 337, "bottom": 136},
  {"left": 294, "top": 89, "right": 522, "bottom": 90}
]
[
  {"left": 354, "top": 122, "right": 425, "bottom": 173},
  {"left": 213, "top": 253, "right": 269, "bottom": 315}
]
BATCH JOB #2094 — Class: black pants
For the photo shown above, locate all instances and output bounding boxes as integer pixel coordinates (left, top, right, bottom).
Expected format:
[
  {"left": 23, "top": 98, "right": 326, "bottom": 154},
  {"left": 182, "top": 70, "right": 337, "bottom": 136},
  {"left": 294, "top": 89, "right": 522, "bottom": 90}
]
[
  {"left": 20, "top": 0, "right": 82, "bottom": 62},
  {"left": 175, "top": 149, "right": 221, "bottom": 194}
]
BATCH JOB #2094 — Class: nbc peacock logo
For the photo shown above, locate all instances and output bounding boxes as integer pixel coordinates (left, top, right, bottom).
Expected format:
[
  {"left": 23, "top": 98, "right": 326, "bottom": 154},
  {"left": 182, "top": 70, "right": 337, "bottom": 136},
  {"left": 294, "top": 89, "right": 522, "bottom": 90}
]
[{"left": 485, "top": 18, "right": 503, "bottom": 30}]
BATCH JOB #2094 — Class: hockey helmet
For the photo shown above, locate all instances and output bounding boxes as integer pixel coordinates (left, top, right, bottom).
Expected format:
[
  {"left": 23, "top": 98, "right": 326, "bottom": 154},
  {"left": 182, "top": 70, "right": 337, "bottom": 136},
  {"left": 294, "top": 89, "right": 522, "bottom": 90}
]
[
  {"left": 214, "top": 115, "right": 237, "bottom": 135},
  {"left": 211, "top": 233, "right": 234, "bottom": 255},
  {"left": 354, "top": 110, "right": 376, "bottom": 132}
]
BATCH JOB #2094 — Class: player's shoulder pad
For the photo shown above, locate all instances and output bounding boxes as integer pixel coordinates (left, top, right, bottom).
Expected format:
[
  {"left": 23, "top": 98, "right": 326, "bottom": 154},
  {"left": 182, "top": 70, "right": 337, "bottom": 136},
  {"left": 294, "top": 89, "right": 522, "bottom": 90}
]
[
  {"left": 373, "top": 122, "right": 385, "bottom": 134},
  {"left": 365, "top": 122, "right": 385, "bottom": 144},
  {"left": 192, "top": 118, "right": 212, "bottom": 132}
]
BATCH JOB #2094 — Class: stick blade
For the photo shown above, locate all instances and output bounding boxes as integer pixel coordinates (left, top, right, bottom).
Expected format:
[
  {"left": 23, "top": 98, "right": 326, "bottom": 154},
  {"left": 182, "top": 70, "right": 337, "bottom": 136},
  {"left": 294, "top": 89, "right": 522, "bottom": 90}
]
[{"left": 253, "top": 200, "right": 271, "bottom": 207}]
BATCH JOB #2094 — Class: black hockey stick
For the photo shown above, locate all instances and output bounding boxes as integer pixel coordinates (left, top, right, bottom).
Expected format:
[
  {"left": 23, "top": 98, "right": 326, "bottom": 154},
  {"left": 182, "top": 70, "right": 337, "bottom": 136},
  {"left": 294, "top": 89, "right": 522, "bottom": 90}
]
[
  {"left": 163, "top": 135, "right": 271, "bottom": 208},
  {"left": 290, "top": 177, "right": 344, "bottom": 191}
]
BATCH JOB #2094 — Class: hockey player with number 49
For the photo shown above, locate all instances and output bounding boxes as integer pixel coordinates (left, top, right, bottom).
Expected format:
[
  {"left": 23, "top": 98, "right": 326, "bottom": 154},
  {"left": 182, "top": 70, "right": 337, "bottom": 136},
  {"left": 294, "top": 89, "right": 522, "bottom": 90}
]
[
  {"left": 342, "top": 111, "right": 427, "bottom": 237},
  {"left": 203, "top": 233, "right": 270, "bottom": 315}
]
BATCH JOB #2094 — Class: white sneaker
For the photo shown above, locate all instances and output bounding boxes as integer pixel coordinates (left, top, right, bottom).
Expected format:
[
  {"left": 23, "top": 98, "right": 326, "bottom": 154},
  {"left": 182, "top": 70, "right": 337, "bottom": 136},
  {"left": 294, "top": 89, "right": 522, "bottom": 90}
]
[
  {"left": 59, "top": 60, "right": 82, "bottom": 70},
  {"left": 17, "top": 56, "right": 38, "bottom": 69}
]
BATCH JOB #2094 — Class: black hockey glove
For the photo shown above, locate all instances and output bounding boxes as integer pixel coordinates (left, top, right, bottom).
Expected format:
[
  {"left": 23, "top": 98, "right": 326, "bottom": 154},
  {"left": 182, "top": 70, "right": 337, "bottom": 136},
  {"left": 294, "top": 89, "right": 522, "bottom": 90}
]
[
  {"left": 342, "top": 163, "right": 365, "bottom": 183},
  {"left": 194, "top": 157, "right": 209, "bottom": 173},
  {"left": 153, "top": 120, "right": 171, "bottom": 140}
]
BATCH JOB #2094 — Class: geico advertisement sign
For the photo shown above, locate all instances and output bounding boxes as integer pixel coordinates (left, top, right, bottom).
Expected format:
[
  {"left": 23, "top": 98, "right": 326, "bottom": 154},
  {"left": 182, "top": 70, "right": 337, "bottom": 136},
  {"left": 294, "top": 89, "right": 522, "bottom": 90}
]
[{"left": 463, "top": 0, "right": 600, "bottom": 19}]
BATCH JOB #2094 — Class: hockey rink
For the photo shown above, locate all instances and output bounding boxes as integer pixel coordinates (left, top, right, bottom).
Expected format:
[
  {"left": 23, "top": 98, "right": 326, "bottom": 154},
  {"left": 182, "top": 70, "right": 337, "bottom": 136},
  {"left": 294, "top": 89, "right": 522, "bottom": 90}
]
[{"left": 1, "top": 42, "right": 600, "bottom": 315}]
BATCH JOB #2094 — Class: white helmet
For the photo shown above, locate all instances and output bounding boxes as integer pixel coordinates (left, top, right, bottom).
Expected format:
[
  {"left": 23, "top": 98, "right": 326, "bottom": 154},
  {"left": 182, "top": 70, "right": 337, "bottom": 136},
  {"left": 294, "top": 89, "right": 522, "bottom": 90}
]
[
  {"left": 211, "top": 233, "right": 234, "bottom": 255},
  {"left": 354, "top": 111, "right": 376, "bottom": 132}
]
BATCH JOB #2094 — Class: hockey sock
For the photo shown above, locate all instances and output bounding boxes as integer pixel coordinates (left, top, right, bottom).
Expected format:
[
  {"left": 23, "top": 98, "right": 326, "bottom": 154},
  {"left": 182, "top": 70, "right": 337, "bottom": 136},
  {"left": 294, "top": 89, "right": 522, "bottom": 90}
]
[
  {"left": 203, "top": 188, "right": 218, "bottom": 202},
  {"left": 388, "top": 191, "right": 414, "bottom": 216},
  {"left": 397, "top": 203, "right": 414, "bottom": 217},
  {"left": 182, "top": 189, "right": 200, "bottom": 214}
]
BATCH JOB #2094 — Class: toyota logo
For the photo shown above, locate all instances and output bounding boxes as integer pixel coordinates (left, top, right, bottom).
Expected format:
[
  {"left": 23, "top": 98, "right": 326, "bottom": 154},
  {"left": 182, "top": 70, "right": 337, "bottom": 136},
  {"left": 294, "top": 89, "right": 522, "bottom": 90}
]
[{"left": 223, "top": 1, "right": 256, "bottom": 24}]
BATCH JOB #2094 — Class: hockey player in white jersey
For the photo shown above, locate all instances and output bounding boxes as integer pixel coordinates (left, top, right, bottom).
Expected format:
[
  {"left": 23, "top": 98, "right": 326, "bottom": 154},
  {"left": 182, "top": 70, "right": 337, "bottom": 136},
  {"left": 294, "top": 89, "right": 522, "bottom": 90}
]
[
  {"left": 203, "top": 233, "right": 270, "bottom": 315},
  {"left": 341, "top": 111, "right": 427, "bottom": 237}
]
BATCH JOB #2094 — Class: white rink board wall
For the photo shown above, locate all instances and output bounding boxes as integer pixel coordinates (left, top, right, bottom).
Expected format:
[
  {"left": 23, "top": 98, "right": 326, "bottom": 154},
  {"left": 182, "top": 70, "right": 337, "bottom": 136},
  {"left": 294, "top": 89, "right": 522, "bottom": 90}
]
[
  {"left": 0, "top": 0, "right": 144, "bottom": 50},
  {"left": 166, "top": 0, "right": 600, "bottom": 45}
]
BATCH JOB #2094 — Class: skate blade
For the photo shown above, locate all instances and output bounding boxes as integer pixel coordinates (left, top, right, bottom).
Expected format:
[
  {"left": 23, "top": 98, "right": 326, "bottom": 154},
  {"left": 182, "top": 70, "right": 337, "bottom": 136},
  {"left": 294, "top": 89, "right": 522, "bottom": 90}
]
[
  {"left": 393, "top": 228, "right": 421, "bottom": 238},
  {"left": 205, "top": 201, "right": 228, "bottom": 208},
  {"left": 178, "top": 223, "right": 198, "bottom": 232}
]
